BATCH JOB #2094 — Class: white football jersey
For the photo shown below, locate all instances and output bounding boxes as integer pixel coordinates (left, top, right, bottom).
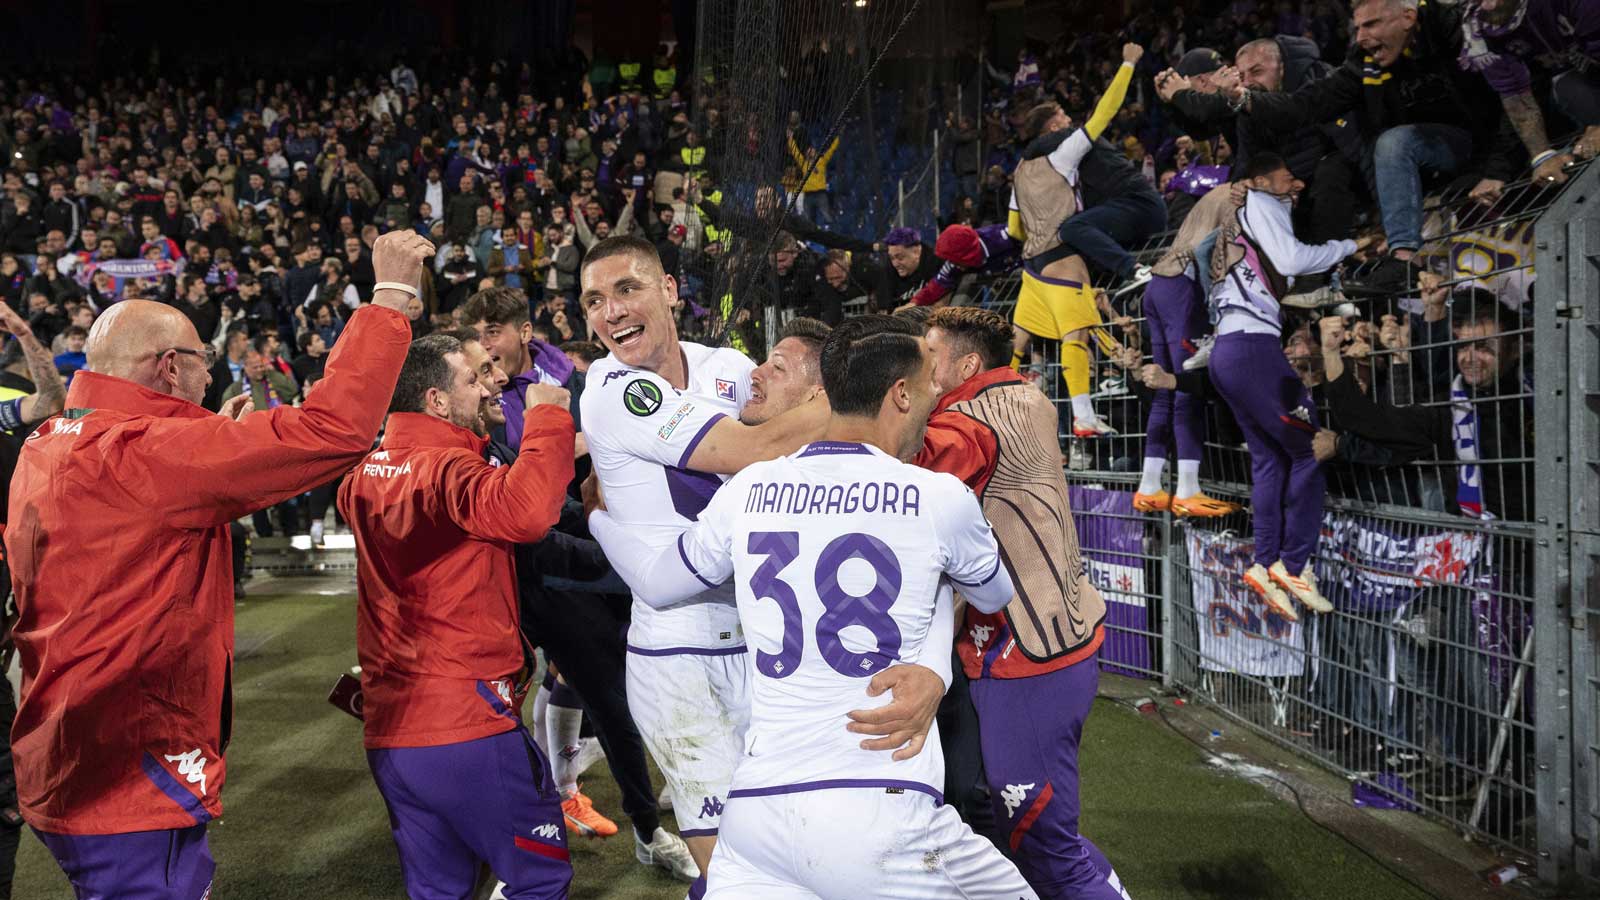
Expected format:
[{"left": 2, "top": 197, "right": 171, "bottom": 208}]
[
  {"left": 667, "top": 440, "right": 1009, "bottom": 800},
  {"left": 582, "top": 341, "right": 756, "bottom": 650}
]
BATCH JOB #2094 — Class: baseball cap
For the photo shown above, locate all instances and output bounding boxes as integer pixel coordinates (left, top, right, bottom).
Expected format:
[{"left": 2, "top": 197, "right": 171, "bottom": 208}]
[
  {"left": 1176, "top": 48, "right": 1224, "bottom": 77},
  {"left": 670, "top": 224, "right": 687, "bottom": 238},
  {"left": 293, "top": 160, "right": 308, "bottom": 172}
]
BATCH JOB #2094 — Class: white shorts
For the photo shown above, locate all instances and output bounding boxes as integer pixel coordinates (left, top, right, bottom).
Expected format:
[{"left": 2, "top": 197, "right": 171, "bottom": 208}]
[
  {"left": 624, "top": 647, "right": 751, "bottom": 837},
  {"left": 706, "top": 787, "right": 1039, "bottom": 899}
]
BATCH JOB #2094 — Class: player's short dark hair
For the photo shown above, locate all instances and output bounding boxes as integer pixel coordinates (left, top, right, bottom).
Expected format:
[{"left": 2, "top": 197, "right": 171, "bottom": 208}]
[
  {"left": 560, "top": 340, "right": 605, "bottom": 364},
  {"left": 390, "top": 334, "right": 463, "bottom": 414},
  {"left": 580, "top": 234, "right": 664, "bottom": 279},
  {"left": 779, "top": 317, "right": 831, "bottom": 357},
  {"left": 893, "top": 305, "right": 934, "bottom": 332},
  {"left": 460, "top": 285, "right": 530, "bottom": 328},
  {"left": 1240, "top": 151, "right": 1289, "bottom": 181},
  {"left": 1451, "top": 289, "right": 1523, "bottom": 337},
  {"left": 928, "top": 306, "right": 1012, "bottom": 371},
  {"left": 821, "top": 315, "right": 925, "bottom": 417},
  {"left": 441, "top": 327, "right": 485, "bottom": 346}
]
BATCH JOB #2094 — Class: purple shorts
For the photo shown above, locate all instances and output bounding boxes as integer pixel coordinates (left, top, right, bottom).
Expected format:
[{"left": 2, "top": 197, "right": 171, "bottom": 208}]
[
  {"left": 367, "top": 724, "right": 572, "bottom": 900},
  {"left": 33, "top": 822, "right": 215, "bottom": 899}
]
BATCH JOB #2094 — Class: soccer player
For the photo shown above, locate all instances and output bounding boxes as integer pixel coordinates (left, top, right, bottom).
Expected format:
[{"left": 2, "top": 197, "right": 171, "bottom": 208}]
[
  {"left": 1009, "top": 42, "right": 1159, "bottom": 437},
  {"left": 461, "top": 290, "right": 671, "bottom": 853},
  {"left": 1207, "top": 152, "right": 1363, "bottom": 618},
  {"left": 578, "top": 236, "right": 944, "bottom": 888},
  {"left": 339, "top": 334, "right": 576, "bottom": 899},
  {"left": 589, "top": 320, "right": 1039, "bottom": 899},
  {"left": 1132, "top": 181, "right": 1243, "bottom": 518},
  {"left": 915, "top": 306, "right": 1133, "bottom": 900},
  {"left": 6, "top": 230, "right": 433, "bottom": 898},
  {"left": 739, "top": 317, "right": 829, "bottom": 426}
]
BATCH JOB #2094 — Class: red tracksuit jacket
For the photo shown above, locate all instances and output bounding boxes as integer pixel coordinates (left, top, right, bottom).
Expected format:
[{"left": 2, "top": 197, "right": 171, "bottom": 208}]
[
  {"left": 6, "top": 304, "right": 412, "bottom": 835},
  {"left": 914, "top": 367, "right": 1104, "bottom": 680},
  {"left": 337, "top": 409, "right": 574, "bottom": 750}
]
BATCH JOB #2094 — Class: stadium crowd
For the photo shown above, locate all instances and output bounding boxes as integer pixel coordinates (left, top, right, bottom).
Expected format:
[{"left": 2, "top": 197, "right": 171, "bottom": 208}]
[{"left": 0, "top": 0, "right": 1578, "bottom": 894}]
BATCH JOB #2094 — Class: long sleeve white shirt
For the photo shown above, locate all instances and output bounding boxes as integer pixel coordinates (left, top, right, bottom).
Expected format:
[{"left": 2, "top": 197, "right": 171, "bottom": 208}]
[{"left": 1213, "top": 190, "right": 1355, "bottom": 336}]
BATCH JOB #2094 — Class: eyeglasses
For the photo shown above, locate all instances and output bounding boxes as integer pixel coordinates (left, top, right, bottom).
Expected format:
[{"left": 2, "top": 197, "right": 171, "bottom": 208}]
[{"left": 162, "top": 346, "right": 218, "bottom": 367}]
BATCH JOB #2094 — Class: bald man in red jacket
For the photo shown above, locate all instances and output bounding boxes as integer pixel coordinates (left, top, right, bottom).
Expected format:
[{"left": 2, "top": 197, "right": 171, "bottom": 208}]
[{"left": 7, "top": 231, "right": 436, "bottom": 899}]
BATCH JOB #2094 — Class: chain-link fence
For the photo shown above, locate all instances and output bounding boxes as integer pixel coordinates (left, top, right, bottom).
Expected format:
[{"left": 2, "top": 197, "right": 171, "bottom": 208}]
[{"left": 1018, "top": 164, "right": 1594, "bottom": 885}]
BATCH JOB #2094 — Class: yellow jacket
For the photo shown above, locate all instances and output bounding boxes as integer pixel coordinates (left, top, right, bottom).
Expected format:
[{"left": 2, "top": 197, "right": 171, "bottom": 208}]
[{"left": 788, "top": 135, "right": 840, "bottom": 193}]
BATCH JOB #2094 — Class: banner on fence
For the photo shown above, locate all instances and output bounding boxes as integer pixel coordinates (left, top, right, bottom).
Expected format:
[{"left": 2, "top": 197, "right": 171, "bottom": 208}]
[
  {"left": 1186, "top": 529, "right": 1306, "bottom": 677},
  {"left": 1314, "top": 511, "right": 1487, "bottom": 614},
  {"left": 1068, "top": 486, "right": 1152, "bottom": 677}
]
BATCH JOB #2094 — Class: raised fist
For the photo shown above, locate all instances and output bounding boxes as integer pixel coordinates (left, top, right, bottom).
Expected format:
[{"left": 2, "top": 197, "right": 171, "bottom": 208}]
[
  {"left": 1318, "top": 315, "right": 1346, "bottom": 349},
  {"left": 1122, "top": 43, "right": 1145, "bottom": 65},
  {"left": 524, "top": 383, "right": 571, "bottom": 411},
  {"left": 372, "top": 231, "right": 437, "bottom": 290}
]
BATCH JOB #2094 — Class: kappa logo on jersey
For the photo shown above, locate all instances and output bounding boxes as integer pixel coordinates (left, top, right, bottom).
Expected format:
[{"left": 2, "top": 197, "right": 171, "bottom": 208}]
[
  {"left": 698, "top": 795, "right": 724, "bottom": 819},
  {"left": 51, "top": 418, "right": 83, "bottom": 436},
  {"left": 658, "top": 401, "right": 695, "bottom": 440},
  {"left": 970, "top": 623, "right": 995, "bottom": 651},
  {"left": 165, "top": 748, "right": 210, "bottom": 796},
  {"left": 715, "top": 378, "right": 736, "bottom": 401},
  {"left": 531, "top": 823, "right": 562, "bottom": 841},
  {"left": 1000, "top": 782, "right": 1035, "bottom": 818},
  {"left": 600, "top": 368, "right": 639, "bottom": 387},
  {"left": 624, "top": 379, "right": 663, "bottom": 416}
]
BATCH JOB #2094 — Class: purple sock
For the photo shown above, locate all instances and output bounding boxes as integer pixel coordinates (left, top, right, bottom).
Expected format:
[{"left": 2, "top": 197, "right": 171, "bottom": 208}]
[{"left": 688, "top": 874, "right": 707, "bottom": 899}]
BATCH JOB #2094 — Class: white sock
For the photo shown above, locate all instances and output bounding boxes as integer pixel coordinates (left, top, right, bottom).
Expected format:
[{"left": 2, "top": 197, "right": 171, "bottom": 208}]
[
  {"left": 1138, "top": 458, "right": 1165, "bottom": 495},
  {"left": 1070, "top": 394, "right": 1095, "bottom": 421},
  {"left": 1176, "top": 460, "right": 1201, "bottom": 499},
  {"left": 530, "top": 684, "right": 551, "bottom": 757},
  {"left": 547, "top": 703, "right": 585, "bottom": 795}
]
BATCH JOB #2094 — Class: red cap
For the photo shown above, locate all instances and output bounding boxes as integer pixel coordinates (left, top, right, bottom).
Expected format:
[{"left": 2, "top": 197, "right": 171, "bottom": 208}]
[{"left": 935, "top": 224, "right": 984, "bottom": 269}]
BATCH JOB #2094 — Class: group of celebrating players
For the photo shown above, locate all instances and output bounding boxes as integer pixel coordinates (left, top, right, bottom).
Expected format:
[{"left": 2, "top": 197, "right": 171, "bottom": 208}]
[
  {"left": 330, "top": 228, "right": 1132, "bottom": 899},
  {"left": 4, "top": 221, "right": 1132, "bottom": 899}
]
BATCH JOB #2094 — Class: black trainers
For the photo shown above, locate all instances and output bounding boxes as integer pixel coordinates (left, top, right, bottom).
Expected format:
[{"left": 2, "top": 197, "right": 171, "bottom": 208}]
[{"left": 1342, "top": 255, "right": 1417, "bottom": 297}]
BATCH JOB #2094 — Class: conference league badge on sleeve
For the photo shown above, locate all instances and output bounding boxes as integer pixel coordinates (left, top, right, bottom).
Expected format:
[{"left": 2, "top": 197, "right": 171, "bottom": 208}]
[{"left": 623, "top": 378, "right": 663, "bottom": 417}]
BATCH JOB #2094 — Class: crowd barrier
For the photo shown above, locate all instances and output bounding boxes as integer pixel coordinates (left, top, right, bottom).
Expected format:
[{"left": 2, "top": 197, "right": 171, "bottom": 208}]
[{"left": 972, "top": 166, "right": 1593, "bottom": 888}]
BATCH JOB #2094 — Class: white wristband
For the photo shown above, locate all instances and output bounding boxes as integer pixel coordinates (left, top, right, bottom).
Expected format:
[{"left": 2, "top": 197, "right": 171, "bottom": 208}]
[{"left": 373, "top": 281, "right": 418, "bottom": 297}]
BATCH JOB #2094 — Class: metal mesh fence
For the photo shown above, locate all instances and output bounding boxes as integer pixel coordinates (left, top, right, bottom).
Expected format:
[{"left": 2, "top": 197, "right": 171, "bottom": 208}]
[
  {"left": 1029, "top": 168, "right": 1580, "bottom": 863},
  {"left": 682, "top": 0, "right": 983, "bottom": 353},
  {"left": 998, "top": 168, "right": 1564, "bottom": 526}
]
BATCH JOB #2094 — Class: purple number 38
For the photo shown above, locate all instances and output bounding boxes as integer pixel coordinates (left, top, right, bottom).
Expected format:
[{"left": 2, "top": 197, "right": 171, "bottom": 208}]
[{"left": 746, "top": 531, "right": 903, "bottom": 679}]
